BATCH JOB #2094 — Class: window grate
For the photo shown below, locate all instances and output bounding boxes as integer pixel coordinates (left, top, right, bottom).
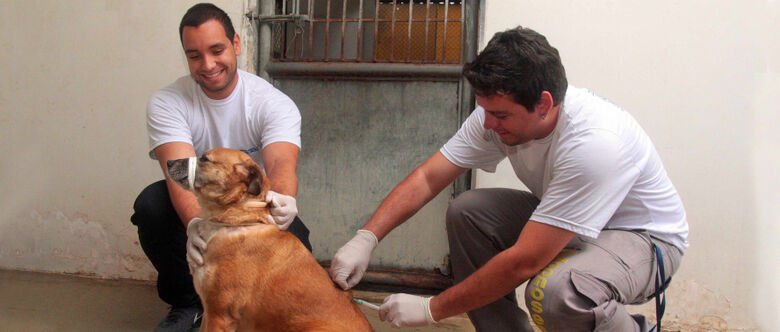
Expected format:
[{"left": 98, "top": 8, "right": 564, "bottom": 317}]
[{"left": 271, "top": 0, "right": 463, "bottom": 64}]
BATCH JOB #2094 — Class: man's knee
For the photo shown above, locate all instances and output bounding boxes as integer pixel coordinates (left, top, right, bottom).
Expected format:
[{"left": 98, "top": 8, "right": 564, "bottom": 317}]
[
  {"left": 131, "top": 180, "right": 176, "bottom": 229},
  {"left": 445, "top": 189, "right": 489, "bottom": 231},
  {"left": 525, "top": 274, "right": 564, "bottom": 327},
  {"left": 525, "top": 264, "right": 597, "bottom": 326}
]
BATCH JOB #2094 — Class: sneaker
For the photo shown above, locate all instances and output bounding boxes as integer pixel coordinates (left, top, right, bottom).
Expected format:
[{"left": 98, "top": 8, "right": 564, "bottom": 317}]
[{"left": 154, "top": 306, "right": 203, "bottom": 332}]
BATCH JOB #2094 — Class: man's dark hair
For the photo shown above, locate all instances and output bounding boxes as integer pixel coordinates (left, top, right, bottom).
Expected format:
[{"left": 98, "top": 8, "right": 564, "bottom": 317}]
[
  {"left": 179, "top": 3, "right": 236, "bottom": 43},
  {"left": 463, "top": 26, "right": 568, "bottom": 111}
]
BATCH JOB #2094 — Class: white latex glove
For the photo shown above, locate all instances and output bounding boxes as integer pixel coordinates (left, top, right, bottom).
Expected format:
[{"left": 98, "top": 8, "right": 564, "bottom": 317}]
[
  {"left": 265, "top": 190, "right": 297, "bottom": 230},
  {"left": 379, "top": 293, "right": 437, "bottom": 328},
  {"left": 186, "top": 217, "right": 208, "bottom": 267},
  {"left": 329, "top": 230, "right": 378, "bottom": 290}
]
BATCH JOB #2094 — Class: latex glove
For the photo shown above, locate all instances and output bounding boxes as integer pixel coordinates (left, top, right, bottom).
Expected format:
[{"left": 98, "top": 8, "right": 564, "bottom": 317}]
[
  {"left": 186, "top": 217, "right": 208, "bottom": 267},
  {"left": 329, "top": 230, "right": 378, "bottom": 290},
  {"left": 265, "top": 190, "right": 297, "bottom": 230},
  {"left": 379, "top": 293, "right": 437, "bottom": 328}
]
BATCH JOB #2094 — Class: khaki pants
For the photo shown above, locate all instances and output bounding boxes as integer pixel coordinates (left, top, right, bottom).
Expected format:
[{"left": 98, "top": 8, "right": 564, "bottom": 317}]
[{"left": 445, "top": 188, "right": 683, "bottom": 332}]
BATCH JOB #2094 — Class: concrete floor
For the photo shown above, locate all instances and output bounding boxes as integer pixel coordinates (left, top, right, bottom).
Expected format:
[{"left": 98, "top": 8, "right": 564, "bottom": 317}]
[{"left": 0, "top": 269, "right": 474, "bottom": 332}]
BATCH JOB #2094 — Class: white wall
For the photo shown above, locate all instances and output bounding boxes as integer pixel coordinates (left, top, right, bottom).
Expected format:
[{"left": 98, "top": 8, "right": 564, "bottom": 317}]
[
  {"left": 1, "top": 0, "right": 777, "bottom": 330},
  {"left": 0, "top": 0, "right": 255, "bottom": 280},
  {"left": 477, "top": 1, "right": 779, "bottom": 330}
]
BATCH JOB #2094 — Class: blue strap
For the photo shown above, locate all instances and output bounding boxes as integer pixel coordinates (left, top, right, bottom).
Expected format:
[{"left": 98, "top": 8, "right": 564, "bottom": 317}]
[{"left": 653, "top": 243, "right": 670, "bottom": 332}]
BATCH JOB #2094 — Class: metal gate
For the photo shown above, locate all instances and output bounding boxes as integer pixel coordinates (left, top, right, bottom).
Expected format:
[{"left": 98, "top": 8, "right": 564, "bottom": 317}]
[{"left": 252, "top": 0, "right": 478, "bottom": 291}]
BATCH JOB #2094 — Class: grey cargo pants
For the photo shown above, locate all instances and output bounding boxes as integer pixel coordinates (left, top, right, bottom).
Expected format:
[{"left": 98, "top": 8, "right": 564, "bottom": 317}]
[{"left": 445, "top": 188, "right": 683, "bottom": 332}]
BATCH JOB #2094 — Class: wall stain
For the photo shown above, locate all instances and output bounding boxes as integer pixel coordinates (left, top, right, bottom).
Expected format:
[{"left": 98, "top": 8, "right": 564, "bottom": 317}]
[{"left": 0, "top": 210, "right": 156, "bottom": 281}]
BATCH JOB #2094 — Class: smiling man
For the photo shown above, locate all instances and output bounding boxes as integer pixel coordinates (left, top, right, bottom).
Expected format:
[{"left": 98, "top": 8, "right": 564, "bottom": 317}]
[
  {"left": 329, "top": 26, "right": 688, "bottom": 331},
  {"left": 130, "top": 4, "right": 312, "bottom": 331}
]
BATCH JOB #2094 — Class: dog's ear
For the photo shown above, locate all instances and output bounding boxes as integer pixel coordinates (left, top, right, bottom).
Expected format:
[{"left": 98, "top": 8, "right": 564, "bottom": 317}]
[{"left": 235, "top": 162, "right": 267, "bottom": 197}]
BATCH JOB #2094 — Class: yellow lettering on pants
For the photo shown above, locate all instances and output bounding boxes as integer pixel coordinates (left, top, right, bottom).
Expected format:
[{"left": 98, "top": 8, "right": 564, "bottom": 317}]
[
  {"left": 527, "top": 252, "right": 574, "bottom": 330},
  {"left": 530, "top": 300, "right": 543, "bottom": 314}
]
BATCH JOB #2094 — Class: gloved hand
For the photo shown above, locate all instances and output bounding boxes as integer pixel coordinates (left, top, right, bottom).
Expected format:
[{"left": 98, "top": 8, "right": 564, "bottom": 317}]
[
  {"left": 186, "top": 217, "right": 208, "bottom": 267},
  {"left": 329, "top": 230, "right": 378, "bottom": 290},
  {"left": 265, "top": 190, "right": 297, "bottom": 230},
  {"left": 379, "top": 293, "right": 437, "bottom": 328}
]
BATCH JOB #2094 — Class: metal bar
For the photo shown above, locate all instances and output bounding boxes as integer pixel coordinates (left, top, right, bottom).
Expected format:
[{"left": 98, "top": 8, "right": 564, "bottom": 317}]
[
  {"left": 454, "top": 0, "right": 480, "bottom": 197},
  {"left": 341, "top": 0, "right": 347, "bottom": 61},
  {"left": 390, "top": 0, "right": 396, "bottom": 61},
  {"left": 357, "top": 0, "right": 364, "bottom": 61},
  {"left": 282, "top": 0, "right": 286, "bottom": 16},
  {"left": 308, "top": 0, "right": 314, "bottom": 61},
  {"left": 266, "top": 62, "right": 462, "bottom": 80},
  {"left": 442, "top": 0, "right": 449, "bottom": 62},
  {"left": 257, "top": 0, "right": 274, "bottom": 80},
  {"left": 293, "top": 0, "right": 300, "bottom": 60},
  {"left": 406, "top": 0, "right": 413, "bottom": 61},
  {"left": 325, "top": 0, "right": 331, "bottom": 61},
  {"left": 459, "top": 1, "right": 464, "bottom": 63},
  {"left": 309, "top": 17, "right": 453, "bottom": 23},
  {"left": 373, "top": 0, "right": 379, "bottom": 62},
  {"left": 318, "top": 262, "right": 453, "bottom": 293},
  {"left": 293, "top": 0, "right": 300, "bottom": 61},
  {"left": 424, "top": 0, "right": 430, "bottom": 62}
]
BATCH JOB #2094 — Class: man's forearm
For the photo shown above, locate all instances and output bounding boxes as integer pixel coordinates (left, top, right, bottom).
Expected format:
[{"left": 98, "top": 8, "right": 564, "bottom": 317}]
[
  {"left": 262, "top": 142, "right": 300, "bottom": 197},
  {"left": 363, "top": 169, "right": 440, "bottom": 241},
  {"left": 429, "top": 221, "right": 577, "bottom": 321},
  {"left": 267, "top": 169, "right": 298, "bottom": 197},
  {"left": 165, "top": 174, "right": 201, "bottom": 226},
  {"left": 154, "top": 142, "right": 202, "bottom": 226},
  {"left": 429, "top": 248, "right": 535, "bottom": 321},
  {"left": 364, "top": 152, "right": 466, "bottom": 241}
]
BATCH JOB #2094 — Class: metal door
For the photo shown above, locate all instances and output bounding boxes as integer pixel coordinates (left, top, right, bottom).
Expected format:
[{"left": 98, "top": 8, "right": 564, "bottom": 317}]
[{"left": 253, "top": 0, "right": 478, "bottom": 291}]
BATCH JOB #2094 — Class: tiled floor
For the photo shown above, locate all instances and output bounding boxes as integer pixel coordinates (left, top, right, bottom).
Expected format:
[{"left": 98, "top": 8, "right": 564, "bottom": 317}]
[{"left": 0, "top": 269, "right": 474, "bottom": 332}]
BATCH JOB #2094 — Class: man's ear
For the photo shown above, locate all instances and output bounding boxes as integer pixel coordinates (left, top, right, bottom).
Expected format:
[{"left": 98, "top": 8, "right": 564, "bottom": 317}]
[
  {"left": 535, "top": 91, "right": 554, "bottom": 115},
  {"left": 233, "top": 33, "right": 241, "bottom": 56}
]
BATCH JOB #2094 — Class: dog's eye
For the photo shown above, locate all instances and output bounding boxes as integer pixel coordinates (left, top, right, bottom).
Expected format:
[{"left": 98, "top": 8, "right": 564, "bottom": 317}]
[{"left": 200, "top": 155, "right": 209, "bottom": 162}]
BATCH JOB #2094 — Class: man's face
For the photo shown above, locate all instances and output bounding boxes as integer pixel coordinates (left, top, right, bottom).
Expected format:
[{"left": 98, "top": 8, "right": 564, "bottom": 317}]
[
  {"left": 476, "top": 93, "right": 544, "bottom": 146},
  {"left": 181, "top": 19, "right": 241, "bottom": 100}
]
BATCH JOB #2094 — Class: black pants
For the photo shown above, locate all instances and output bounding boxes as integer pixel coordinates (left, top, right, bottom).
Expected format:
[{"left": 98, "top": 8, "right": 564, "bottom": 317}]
[{"left": 130, "top": 180, "right": 312, "bottom": 307}]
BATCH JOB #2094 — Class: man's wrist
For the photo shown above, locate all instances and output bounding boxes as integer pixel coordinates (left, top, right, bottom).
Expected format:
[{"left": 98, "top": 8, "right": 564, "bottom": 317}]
[{"left": 356, "top": 229, "right": 379, "bottom": 246}]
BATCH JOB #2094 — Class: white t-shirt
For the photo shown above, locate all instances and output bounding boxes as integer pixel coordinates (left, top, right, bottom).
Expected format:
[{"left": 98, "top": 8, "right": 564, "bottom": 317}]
[
  {"left": 441, "top": 86, "right": 689, "bottom": 250},
  {"left": 146, "top": 69, "right": 301, "bottom": 169}
]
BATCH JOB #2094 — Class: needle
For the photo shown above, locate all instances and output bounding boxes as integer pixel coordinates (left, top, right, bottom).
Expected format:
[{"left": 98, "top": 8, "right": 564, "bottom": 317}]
[{"left": 353, "top": 298, "right": 380, "bottom": 310}]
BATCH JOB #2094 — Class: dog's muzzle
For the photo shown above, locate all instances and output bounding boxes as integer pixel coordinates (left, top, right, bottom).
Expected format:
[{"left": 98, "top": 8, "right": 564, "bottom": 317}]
[{"left": 166, "top": 157, "right": 198, "bottom": 191}]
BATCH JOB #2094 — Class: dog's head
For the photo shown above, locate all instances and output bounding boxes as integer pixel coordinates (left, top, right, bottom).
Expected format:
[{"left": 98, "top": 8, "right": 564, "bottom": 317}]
[{"left": 166, "top": 148, "right": 270, "bottom": 212}]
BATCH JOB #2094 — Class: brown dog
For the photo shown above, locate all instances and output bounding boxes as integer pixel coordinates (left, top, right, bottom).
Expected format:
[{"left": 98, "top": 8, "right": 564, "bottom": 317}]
[{"left": 166, "top": 148, "right": 373, "bottom": 332}]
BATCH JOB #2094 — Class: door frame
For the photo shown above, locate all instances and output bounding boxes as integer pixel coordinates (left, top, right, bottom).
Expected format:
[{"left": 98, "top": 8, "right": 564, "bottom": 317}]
[{"left": 253, "top": 0, "right": 481, "bottom": 293}]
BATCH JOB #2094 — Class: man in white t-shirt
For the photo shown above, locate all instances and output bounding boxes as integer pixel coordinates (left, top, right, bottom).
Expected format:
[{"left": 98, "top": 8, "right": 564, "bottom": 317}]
[
  {"left": 130, "top": 4, "right": 311, "bottom": 332},
  {"left": 329, "top": 27, "right": 688, "bottom": 331}
]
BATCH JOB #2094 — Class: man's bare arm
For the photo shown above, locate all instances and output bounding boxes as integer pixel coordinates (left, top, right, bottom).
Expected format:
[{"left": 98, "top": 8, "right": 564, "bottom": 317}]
[
  {"left": 154, "top": 142, "right": 201, "bottom": 227},
  {"left": 429, "top": 221, "right": 576, "bottom": 321},
  {"left": 363, "top": 151, "right": 468, "bottom": 241},
  {"left": 261, "top": 142, "right": 300, "bottom": 197}
]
